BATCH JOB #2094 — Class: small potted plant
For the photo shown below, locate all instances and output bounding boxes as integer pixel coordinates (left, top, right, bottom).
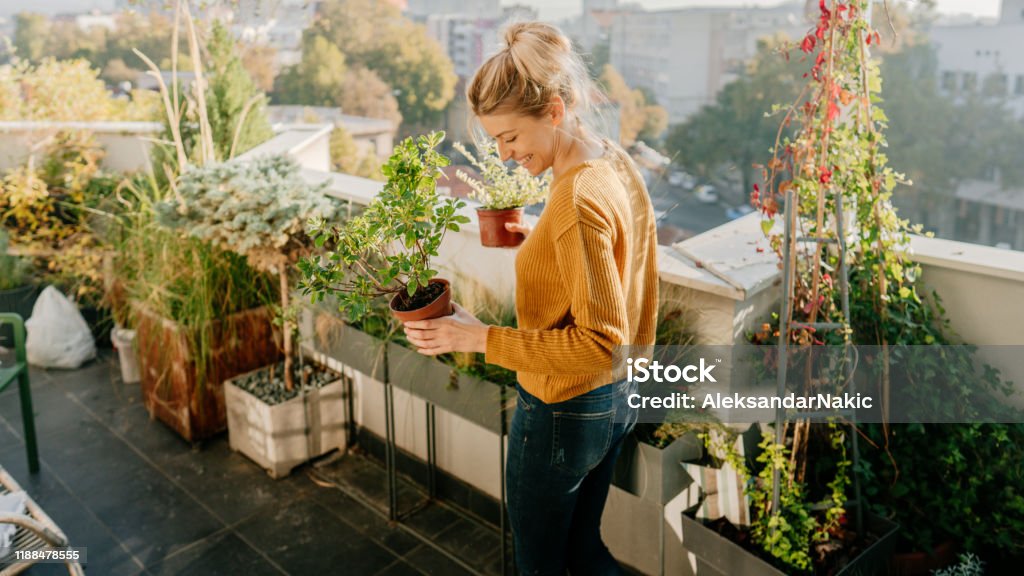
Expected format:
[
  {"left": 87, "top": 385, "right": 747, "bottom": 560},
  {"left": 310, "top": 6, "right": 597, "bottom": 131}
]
[
  {"left": 452, "top": 140, "right": 549, "bottom": 248},
  {"left": 157, "top": 154, "right": 346, "bottom": 476},
  {"left": 301, "top": 131, "right": 469, "bottom": 323}
]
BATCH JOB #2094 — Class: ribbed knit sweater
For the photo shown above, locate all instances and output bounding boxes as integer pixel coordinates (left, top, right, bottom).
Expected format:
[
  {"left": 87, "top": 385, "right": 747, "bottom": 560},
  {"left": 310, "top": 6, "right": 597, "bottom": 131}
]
[{"left": 485, "top": 142, "right": 659, "bottom": 404}]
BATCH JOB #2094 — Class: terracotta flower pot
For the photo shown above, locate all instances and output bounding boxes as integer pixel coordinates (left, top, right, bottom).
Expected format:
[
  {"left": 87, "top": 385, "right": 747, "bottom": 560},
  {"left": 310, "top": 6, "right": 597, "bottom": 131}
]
[
  {"left": 476, "top": 207, "right": 525, "bottom": 248},
  {"left": 389, "top": 278, "right": 453, "bottom": 323},
  {"left": 890, "top": 540, "right": 957, "bottom": 576}
]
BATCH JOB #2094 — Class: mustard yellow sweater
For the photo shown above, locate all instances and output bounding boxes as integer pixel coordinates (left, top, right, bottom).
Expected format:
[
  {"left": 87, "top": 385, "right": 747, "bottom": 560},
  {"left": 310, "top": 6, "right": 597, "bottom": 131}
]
[{"left": 485, "top": 143, "right": 659, "bottom": 404}]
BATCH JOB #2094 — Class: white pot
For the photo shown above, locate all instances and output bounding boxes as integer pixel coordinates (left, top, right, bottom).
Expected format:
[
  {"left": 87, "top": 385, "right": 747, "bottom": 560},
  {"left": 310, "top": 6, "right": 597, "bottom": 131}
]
[
  {"left": 110, "top": 327, "right": 140, "bottom": 384},
  {"left": 224, "top": 367, "right": 347, "bottom": 478}
]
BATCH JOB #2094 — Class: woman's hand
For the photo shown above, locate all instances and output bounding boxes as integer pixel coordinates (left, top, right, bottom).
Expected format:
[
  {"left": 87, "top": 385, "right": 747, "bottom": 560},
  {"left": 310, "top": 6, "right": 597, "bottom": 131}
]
[
  {"left": 505, "top": 221, "right": 532, "bottom": 238},
  {"left": 404, "top": 303, "right": 489, "bottom": 356}
]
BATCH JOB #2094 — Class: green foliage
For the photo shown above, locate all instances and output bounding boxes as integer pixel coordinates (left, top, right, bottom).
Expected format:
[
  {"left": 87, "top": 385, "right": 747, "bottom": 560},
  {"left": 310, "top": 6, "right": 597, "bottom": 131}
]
[
  {"left": 273, "top": 34, "right": 347, "bottom": 107},
  {"left": 312, "top": 0, "right": 456, "bottom": 129},
  {"left": 598, "top": 64, "right": 669, "bottom": 145},
  {"left": 664, "top": 35, "right": 806, "bottom": 195},
  {"left": 452, "top": 141, "right": 550, "bottom": 210},
  {"left": 110, "top": 171, "right": 276, "bottom": 390},
  {"left": 0, "top": 231, "right": 33, "bottom": 291},
  {"left": 204, "top": 21, "right": 274, "bottom": 160},
  {"left": 156, "top": 155, "right": 338, "bottom": 272},
  {"left": 13, "top": 13, "right": 48, "bottom": 63},
  {"left": 301, "top": 131, "right": 469, "bottom": 322},
  {"left": 330, "top": 126, "right": 383, "bottom": 180}
]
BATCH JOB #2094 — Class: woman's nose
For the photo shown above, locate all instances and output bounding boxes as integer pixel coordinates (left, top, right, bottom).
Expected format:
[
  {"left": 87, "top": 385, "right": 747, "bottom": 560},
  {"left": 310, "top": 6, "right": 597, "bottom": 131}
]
[{"left": 497, "top": 141, "right": 513, "bottom": 162}]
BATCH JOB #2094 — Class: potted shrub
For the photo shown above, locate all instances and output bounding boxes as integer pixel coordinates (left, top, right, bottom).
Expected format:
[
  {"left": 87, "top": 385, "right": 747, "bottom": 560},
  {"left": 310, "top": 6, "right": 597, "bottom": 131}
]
[
  {"left": 301, "top": 131, "right": 469, "bottom": 323},
  {"left": 0, "top": 231, "right": 37, "bottom": 348},
  {"left": 116, "top": 173, "right": 279, "bottom": 441},
  {"left": 156, "top": 154, "right": 347, "bottom": 476},
  {"left": 452, "top": 141, "right": 549, "bottom": 248}
]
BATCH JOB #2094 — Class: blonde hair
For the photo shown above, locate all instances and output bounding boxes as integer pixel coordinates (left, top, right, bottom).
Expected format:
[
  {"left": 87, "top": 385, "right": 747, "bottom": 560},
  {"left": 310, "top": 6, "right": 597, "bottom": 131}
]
[{"left": 467, "top": 21, "right": 603, "bottom": 121}]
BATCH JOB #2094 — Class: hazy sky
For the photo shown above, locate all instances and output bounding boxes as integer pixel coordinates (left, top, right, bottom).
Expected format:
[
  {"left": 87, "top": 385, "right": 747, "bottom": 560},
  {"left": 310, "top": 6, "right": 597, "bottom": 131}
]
[{"left": 0, "top": 0, "right": 1005, "bottom": 23}]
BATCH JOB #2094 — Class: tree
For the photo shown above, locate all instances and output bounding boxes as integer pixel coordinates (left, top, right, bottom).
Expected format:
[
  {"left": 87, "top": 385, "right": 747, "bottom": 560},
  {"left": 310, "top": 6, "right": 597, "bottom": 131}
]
[
  {"left": 13, "top": 13, "right": 49, "bottom": 63},
  {"left": 329, "top": 125, "right": 382, "bottom": 180},
  {"left": 205, "top": 21, "right": 274, "bottom": 159},
  {"left": 273, "top": 34, "right": 347, "bottom": 107},
  {"left": 664, "top": 37, "right": 806, "bottom": 197},
  {"left": 598, "top": 64, "right": 668, "bottom": 145},
  {"left": 312, "top": 0, "right": 456, "bottom": 129},
  {"left": 339, "top": 66, "right": 402, "bottom": 127},
  {"left": 240, "top": 42, "right": 278, "bottom": 93}
]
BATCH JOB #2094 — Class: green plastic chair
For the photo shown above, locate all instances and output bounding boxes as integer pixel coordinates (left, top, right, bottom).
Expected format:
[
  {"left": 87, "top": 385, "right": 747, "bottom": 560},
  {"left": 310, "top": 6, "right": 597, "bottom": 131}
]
[{"left": 0, "top": 313, "right": 39, "bottom": 474}]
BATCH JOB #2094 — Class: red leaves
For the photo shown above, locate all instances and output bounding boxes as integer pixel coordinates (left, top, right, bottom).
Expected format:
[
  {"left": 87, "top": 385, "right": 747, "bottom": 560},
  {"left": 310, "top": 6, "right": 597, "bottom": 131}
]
[
  {"left": 819, "top": 166, "right": 833, "bottom": 185},
  {"left": 751, "top": 183, "right": 760, "bottom": 203},
  {"left": 801, "top": 34, "right": 816, "bottom": 54}
]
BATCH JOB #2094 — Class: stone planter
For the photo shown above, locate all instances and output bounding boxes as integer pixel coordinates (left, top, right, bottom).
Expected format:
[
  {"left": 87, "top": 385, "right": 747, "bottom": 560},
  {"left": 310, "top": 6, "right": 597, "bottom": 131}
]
[
  {"left": 135, "top": 305, "right": 281, "bottom": 442},
  {"left": 224, "top": 364, "right": 345, "bottom": 478}
]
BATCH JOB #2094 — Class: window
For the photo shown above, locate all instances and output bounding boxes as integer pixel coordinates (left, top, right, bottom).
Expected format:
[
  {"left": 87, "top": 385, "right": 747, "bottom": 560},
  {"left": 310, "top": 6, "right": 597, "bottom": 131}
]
[
  {"left": 983, "top": 73, "right": 1008, "bottom": 97},
  {"left": 1015, "top": 75, "right": 1024, "bottom": 96},
  {"left": 942, "top": 71, "right": 957, "bottom": 92},
  {"left": 963, "top": 72, "right": 978, "bottom": 92}
]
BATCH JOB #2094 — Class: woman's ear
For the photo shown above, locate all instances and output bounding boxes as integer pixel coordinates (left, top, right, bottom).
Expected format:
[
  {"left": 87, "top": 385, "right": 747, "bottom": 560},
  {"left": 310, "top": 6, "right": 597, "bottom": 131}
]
[{"left": 549, "top": 95, "right": 566, "bottom": 127}]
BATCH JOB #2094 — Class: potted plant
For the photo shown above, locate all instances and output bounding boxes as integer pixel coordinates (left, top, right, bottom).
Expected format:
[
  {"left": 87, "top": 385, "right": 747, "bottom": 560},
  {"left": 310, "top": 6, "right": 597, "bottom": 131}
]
[
  {"left": 452, "top": 141, "right": 549, "bottom": 248},
  {"left": 156, "top": 154, "right": 348, "bottom": 476},
  {"left": 301, "top": 131, "right": 469, "bottom": 323},
  {"left": 116, "top": 172, "right": 280, "bottom": 441},
  {"left": 0, "top": 231, "right": 36, "bottom": 348}
]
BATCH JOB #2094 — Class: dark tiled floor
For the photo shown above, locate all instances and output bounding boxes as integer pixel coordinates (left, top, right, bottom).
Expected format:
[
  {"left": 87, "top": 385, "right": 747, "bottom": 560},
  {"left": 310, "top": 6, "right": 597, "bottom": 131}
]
[{"left": 0, "top": 350, "right": 511, "bottom": 575}]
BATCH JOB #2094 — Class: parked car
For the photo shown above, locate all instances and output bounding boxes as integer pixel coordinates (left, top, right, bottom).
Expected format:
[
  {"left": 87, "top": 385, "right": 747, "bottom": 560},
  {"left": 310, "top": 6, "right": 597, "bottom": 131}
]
[
  {"left": 668, "top": 170, "right": 695, "bottom": 188},
  {"left": 694, "top": 185, "right": 719, "bottom": 204},
  {"left": 726, "top": 205, "right": 756, "bottom": 220}
]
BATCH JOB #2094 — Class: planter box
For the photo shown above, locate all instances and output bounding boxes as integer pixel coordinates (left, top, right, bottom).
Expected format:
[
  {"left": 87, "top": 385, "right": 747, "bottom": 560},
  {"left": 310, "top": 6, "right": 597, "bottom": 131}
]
[
  {"left": 613, "top": 431, "right": 704, "bottom": 504},
  {"left": 299, "top": 306, "right": 513, "bottom": 432},
  {"left": 302, "top": 306, "right": 385, "bottom": 381},
  {"left": 387, "top": 342, "right": 513, "bottom": 435},
  {"left": 0, "top": 284, "right": 38, "bottom": 348},
  {"left": 135, "top": 305, "right": 281, "bottom": 442},
  {"left": 225, "top": 367, "right": 346, "bottom": 478},
  {"left": 679, "top": 509, "right": 899, "bottom": 576}
]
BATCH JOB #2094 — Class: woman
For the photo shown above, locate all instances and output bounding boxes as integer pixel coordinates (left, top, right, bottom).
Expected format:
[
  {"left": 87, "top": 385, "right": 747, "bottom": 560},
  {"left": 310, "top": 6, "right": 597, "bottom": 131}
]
[{"left": 403, "top": 21, "right": 659, "bottom": 575}]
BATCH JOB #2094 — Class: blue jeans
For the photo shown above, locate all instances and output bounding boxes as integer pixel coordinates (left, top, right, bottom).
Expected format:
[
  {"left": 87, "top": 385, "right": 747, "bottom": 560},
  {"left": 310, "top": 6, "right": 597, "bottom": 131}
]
[{"left": 506, "top": 380, "right": 637, "bottom": 576}]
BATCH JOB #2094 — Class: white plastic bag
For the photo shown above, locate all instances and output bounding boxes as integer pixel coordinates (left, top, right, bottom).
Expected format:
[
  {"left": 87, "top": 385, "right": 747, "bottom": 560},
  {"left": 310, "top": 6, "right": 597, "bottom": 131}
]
[{"left": 25, "top": 285, "right": 96, "bottom": 369}]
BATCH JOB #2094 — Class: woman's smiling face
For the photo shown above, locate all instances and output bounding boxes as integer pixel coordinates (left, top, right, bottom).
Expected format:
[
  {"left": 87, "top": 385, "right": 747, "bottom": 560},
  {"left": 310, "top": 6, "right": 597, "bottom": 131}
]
[{"left": 478, "top": 109, "right": 558, "bottom": 177}]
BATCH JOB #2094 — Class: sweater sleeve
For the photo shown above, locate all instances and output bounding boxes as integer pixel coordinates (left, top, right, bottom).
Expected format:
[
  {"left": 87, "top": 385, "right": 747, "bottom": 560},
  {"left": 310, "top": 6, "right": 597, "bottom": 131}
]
[{"left": 485, "top": 217, "right": 628, "bottom": 376}]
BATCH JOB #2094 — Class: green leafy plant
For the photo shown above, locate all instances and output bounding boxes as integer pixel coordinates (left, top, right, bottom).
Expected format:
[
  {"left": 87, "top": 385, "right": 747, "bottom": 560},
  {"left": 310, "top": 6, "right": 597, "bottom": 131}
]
[
  {"left": 0, "top": 230, "right": 33, "bottom": 291},
  {"left": 156, "top": 155, "right": 340, "bottom": 391},
  {"left": 452, "top": 141, "right": 550, "bottom": 210},
  {"left": 301, "top": 131, "right": 469, "bottom": 322},
  {"left": 746, "top": 0, "right": 1024, "bottom": 565}
]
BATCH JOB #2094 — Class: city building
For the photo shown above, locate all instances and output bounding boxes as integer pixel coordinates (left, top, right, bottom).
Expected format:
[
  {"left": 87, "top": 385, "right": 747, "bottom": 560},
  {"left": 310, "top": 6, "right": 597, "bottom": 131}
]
[
  {"left": 608, "top": 2, "right": 808, "bottom": 124},
  {"left": 930, "top": 0, "right": 1024, "bottom": 117}
]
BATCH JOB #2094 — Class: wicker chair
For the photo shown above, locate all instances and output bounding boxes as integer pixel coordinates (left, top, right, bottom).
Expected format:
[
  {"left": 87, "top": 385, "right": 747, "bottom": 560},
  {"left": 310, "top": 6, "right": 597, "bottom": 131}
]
[{"left": 0, "top": 468, "right": 84, "bottom": 576}]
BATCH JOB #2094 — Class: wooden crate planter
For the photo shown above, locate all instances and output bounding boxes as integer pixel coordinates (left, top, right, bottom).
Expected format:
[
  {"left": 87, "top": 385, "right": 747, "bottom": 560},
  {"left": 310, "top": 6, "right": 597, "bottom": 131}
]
[
  {"left": 135, "top": 305, "right": 281, "bottom": 442},
  {"left": 224, "top": 365, "right": 346, "bottom": 478},
  {"left": 679, "top": 509, "right": 899, "bottom": 576}
]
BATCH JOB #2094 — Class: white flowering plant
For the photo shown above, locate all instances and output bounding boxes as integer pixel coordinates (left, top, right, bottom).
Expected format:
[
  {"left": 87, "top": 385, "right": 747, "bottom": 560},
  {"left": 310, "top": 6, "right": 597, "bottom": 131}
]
[{"left": 453, "top": 141, "right": 550, "bottom": 210}]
